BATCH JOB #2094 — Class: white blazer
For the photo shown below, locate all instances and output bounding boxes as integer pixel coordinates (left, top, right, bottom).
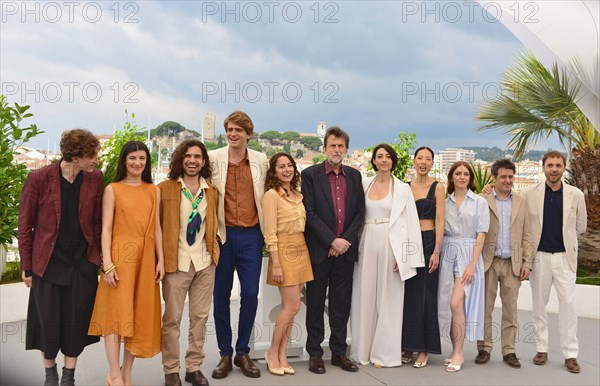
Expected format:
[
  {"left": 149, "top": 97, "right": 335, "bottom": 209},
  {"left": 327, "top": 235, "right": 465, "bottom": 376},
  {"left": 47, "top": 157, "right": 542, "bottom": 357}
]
[
  {"left": 208, "top": 146, "right": 268, "bottom": 243},
  {"left": 362, "top": 175, "right": 425, "bottom": 281},
  {"left": 523, "top": 181, "right": 587, "bottom": 272}
]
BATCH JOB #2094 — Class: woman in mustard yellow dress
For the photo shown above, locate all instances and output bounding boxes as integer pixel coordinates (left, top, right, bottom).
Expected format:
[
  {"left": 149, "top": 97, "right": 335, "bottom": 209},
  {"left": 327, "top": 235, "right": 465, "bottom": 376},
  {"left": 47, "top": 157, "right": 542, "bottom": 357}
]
[
  {"left": 89, "top": 141, "right": 165, "bottom": 386},
  {"left": 261, "top": 152, "right": 313, "bottom": 376}
]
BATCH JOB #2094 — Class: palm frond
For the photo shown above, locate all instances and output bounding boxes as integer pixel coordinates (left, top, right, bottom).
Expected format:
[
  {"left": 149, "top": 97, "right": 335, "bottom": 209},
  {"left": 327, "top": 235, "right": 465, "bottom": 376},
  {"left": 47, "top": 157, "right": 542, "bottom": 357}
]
[{"left": 476, "top": 50, "right": 596, "bottom": 157}]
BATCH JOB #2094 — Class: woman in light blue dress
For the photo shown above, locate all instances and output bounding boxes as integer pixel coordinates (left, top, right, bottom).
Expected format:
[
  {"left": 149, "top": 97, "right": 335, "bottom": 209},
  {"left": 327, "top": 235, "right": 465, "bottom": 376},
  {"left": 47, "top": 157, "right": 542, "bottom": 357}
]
[{"left": 438, "top": 161, "right": 489, "bottom": 372}]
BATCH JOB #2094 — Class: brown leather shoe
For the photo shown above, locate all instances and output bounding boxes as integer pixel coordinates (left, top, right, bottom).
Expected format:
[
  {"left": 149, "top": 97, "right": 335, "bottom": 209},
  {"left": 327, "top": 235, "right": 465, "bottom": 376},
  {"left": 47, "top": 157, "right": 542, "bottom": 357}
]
[
  {"left": 308, "top": 356, "right": 326, "bottom": 374},
  {"left": 533, "top": 352, "right": 548, "bottom": 365},
  {"left": 185, "top": 370, "right": 209, "bottom": 386},
  {"left": 331, "top": 355, "right": 358, "bottom": 372},
  {"left": 211, "top": 356, "right": 232, "bottom": 379},
  {"left": 164, "top": 373, "right": 182, "bottom": 386},
  {"left": 565, "top": 358, "right": 581, "bottom": 373},
  {"left": 475, "top": 350, "right": 490, "bottom": 364},
  {"left": 503, "top": 353, "right": 521, "bottom": 368},
  {"left": 233, "top": 353, "right": 261, "bottom": 378}
]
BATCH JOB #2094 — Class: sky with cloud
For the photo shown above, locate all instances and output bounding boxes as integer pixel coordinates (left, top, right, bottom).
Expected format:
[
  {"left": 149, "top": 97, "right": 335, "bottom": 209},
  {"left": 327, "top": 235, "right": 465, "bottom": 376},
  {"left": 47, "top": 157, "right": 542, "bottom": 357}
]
[{"left": 1, "top": 1, "right": 564, "bottom": 152}]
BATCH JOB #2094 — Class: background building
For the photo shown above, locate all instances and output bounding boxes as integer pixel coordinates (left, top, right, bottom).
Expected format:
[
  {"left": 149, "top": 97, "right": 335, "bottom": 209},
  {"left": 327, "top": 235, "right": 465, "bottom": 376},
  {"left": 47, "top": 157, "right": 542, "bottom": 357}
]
[
  {"left": 438, "top": 148, "right": 476, "bottom": 175},
  {"left": 203, "top": 113, "right": 216, "bottom": 141},
  {"left": 317, "top": 122, "right": 326, "bottom": 143}
]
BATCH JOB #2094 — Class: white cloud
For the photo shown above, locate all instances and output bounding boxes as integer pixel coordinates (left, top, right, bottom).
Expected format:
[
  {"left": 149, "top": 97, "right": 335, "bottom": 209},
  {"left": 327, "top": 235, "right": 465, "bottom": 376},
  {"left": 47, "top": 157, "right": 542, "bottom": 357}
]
[{"left": 1, "top": 1, "right": 564, "bottom": 152}]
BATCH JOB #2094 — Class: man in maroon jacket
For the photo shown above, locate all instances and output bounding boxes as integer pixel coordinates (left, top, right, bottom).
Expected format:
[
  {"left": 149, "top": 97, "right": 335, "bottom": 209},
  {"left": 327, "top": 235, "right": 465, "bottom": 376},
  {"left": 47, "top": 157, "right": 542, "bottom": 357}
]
[{"left": 18, "top": 129, "right": 103, "bottom": 386}]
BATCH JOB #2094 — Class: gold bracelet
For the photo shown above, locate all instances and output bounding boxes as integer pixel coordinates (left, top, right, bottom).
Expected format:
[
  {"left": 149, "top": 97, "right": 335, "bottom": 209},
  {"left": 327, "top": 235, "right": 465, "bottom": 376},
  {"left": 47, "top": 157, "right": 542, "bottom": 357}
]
[
  {"left": 104, "top": 265, "right": 116, "bottom": 275},
  {"left": 102, "top": 263, "right": 116, "bottom": 274}
]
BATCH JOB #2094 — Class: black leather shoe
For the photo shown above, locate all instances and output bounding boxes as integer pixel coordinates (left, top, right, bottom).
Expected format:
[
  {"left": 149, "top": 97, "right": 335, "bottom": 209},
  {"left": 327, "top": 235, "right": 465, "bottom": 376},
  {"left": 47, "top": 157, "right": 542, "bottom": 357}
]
[
  {"left": 233, "top": 353, "right": 261, "bottom": 378},
  {"left": 165, "top": 373, "right": 182, "bottom": 386},
  {"left": 475, "top": 350, "right": 490, "bottom": 364},
  {"left": 44, "top": 364, "right": 59, "bottom": 386},
  {"left": 211, "top": 356, "right": 232, "bottom": 379},
  {"left": 308, "top": 356, "right": 326, "bottom": 374},
  {"left": 185, "top": 370, "right": 208, "bottom": 386},
  {"left": 60, "top": 367, "right": 75, "bottom": 386},
  {"left": 503, "top": 353, "right": 521, "bottom": 368},
  {"left": 331, "top": 355, "right": 358, "bottom": 372}
]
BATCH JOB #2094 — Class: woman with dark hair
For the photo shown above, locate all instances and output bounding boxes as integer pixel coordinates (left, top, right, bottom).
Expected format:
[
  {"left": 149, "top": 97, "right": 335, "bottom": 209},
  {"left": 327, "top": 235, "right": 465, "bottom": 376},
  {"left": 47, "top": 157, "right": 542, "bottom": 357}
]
[
  {"left": 89, "top": 141, "right": 165, "bottom": 385},
  {"left": 261, "top": 153, "right": 313, "bottom": 376},
  {"left": 438, "top": 161, "right": 489, "bottom": 372},
  {"left": 350, "top": 144, "right": 423, "bottom": 368},
  {"left": 401, "top": 146, "right": 445, "bottom": 368}
]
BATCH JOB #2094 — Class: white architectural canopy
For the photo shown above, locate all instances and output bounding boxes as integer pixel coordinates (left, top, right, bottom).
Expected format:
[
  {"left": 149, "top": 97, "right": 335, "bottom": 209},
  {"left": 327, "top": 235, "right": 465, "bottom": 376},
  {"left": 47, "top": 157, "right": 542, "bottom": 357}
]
[{"left": 478, "top": 0, "right": 600, "bottom": 132}]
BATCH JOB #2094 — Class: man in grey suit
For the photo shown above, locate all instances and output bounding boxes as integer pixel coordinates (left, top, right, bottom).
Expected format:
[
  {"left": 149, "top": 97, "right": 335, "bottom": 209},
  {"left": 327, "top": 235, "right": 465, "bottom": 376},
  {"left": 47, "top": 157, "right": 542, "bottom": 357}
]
[
  {"left": 523, "top": 150, "right": 587, "bottom": 373},
  {"left": 475, "top": 158, "right": 533, "bottom": 368},
  {"left": 301, "top": 126, "right": 365, "bottom": 374}
]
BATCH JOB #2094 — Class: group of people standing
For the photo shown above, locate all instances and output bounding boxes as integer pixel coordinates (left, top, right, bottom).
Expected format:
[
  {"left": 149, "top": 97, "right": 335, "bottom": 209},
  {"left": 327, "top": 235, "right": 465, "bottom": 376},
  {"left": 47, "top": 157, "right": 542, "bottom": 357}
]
[{"left": 18, "top": 110, "right": 587, "bottom": 386}]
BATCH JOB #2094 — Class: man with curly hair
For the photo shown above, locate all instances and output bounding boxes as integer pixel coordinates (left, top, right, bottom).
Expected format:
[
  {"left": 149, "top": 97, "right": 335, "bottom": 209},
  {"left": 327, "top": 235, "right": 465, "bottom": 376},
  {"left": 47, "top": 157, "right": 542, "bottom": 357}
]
[
  {"left": 159, "top": 140, "right": 220, "bottom": 386},
  {"left": 19, "top": 128, "right": 103, "bottom": 386}
]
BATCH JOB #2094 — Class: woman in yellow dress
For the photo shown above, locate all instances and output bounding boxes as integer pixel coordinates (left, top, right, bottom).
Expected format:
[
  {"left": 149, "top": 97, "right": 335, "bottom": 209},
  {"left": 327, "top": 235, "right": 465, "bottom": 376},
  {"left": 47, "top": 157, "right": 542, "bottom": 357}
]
[
  {"left": 261, "top": 152, "right": 313, "bottom": 376},
  {"left": 89, "top": 141, "right": 165, "bottom": 386}
]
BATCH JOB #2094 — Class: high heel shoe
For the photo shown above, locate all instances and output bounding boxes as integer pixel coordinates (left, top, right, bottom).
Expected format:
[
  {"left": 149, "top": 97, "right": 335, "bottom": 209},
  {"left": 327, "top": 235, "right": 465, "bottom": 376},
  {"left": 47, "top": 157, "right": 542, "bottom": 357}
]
[
  {"left": 264, "top": 352, "right": 284, "bottom": 376},
  {"left": 282, "top": 366, "right": 295, "bottom": 375},
  {"left": 105, "top": 374, "right": 112, "bottom": 386},
  {"left": 401, "top": 352, "right": 413, "bottom": 364},
  {"left": 414, "top": 354, "right": 429, "bottom": 368},
  {"left": 443, "top": 358, "right": 452, "bottom": 366},
  {"left": 446, "top": 362, "right": 463, "bottom": 372}
]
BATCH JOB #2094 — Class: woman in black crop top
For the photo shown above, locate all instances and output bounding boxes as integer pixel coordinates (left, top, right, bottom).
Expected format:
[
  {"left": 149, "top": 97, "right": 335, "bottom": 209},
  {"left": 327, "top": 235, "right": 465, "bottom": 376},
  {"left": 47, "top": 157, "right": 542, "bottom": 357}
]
[{"left": 401, "top": 146, "right": 445, "bottom": 368}]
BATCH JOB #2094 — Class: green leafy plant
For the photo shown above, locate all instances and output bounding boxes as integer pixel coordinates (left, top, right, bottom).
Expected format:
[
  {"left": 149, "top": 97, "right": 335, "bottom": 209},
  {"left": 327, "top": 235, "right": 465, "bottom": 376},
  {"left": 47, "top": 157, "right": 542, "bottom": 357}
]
[
  {"left": 366, "top": 131, "right": 417, "bottom": 181},
  {"left": 0, "top": 261, "right": 23, "bottom": 284},
  {"left": 0, "top": 95, "right": 43, "bottom": 249},
  {"left": 98, "top": 110, "right": 146, "bottom": 186},
  {"left": 470, "top": 162, "right": 494, "bottom": 194},
  {"left": 312, "top": 155, "right": 326, "bottom": 164}
]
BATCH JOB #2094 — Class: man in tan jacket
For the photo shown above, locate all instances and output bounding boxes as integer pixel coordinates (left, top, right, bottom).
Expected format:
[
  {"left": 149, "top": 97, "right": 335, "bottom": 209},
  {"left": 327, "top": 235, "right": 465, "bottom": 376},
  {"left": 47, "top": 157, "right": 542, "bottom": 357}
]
[
  {"left": 159, "top": 140, "right": 220, "bottom": 386},
  {"left": 476, "top": 159, "right": 533, "bottom": 368},
  {"left": 523, "top": 151, "right": 587, "bottom": 374},
  {"left": 208, "top": 111, "right": 267, "bottom": 379}
]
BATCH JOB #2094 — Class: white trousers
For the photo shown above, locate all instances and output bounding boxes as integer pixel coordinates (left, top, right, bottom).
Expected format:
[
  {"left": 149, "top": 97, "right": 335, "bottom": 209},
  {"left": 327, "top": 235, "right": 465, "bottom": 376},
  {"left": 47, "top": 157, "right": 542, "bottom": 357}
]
[{"left": 530, "top": 251, "right": 578, "bottom": 359}]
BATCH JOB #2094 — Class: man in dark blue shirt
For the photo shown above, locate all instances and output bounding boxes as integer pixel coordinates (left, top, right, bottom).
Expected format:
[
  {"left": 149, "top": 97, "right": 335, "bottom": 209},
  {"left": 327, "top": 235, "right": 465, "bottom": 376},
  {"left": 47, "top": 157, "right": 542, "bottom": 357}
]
[{"left": 523, "top": 151, "right": 587, "bottom": 374}]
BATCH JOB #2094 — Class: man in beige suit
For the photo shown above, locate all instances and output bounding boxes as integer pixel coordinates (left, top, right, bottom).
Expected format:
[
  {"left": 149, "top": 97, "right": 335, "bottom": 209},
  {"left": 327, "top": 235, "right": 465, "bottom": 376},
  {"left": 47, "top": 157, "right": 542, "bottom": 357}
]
[
  {"left": 523, "top": 151, "right": 587, "bottom": 373},
  {"left": 208, "top": 111, "right": 268, "bottom": 380},
  {"left": 475, "top": 159, "right": 533, "bottom": 369}
]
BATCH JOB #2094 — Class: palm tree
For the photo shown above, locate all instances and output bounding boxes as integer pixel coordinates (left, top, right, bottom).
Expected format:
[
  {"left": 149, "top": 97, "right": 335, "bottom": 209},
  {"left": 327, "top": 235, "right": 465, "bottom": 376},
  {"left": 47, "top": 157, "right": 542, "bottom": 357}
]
[{"left": 477, "top": 51, "right": 600, "bottom": 225}]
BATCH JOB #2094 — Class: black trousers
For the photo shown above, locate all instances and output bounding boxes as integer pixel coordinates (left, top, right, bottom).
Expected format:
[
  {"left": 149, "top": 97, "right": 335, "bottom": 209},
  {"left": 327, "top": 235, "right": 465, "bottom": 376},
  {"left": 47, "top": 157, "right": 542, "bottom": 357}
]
[
  {"left": 26, "top": 272, "right": 99, "bottom": 359},
  {"left": 401, "top": 230, "right": 442, "bottom": 354},
  {"left": 305, "top": 256, "right": 354, "bottom": 357}
]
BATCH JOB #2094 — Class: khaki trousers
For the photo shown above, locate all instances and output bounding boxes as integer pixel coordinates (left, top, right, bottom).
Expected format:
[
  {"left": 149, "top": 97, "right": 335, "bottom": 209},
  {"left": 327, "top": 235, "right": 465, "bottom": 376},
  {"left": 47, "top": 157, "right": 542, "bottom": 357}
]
[
  {"left": 477, "top": 257, "right": 521, "bottom": 355},
  {"left": 161, "top": 263, "right": 215, "bottom": 374},
  {"left": 530, "top": 251, "right": 578, "bottom": 359}
]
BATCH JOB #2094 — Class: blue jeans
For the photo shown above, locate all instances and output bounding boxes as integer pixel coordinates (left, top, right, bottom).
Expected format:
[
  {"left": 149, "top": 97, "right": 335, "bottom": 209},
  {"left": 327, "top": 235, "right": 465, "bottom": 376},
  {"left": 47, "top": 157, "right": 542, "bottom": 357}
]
[{"left": 213, "top": 225, "right": 264, "bottom": 356}]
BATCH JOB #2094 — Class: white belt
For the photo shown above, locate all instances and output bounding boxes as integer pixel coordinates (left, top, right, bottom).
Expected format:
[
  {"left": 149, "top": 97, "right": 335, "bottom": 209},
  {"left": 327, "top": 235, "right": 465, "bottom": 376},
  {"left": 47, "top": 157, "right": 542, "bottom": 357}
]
[{"left": 364, "top": 217, "right": 389, "bottom": 224}]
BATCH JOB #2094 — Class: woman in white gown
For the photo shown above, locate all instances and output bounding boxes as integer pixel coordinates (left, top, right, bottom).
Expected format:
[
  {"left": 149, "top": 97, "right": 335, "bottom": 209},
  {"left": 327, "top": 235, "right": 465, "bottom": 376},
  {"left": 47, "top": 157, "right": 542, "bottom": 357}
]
[{"left": 350, "top": 144, "right": 424, "bottom": 367}]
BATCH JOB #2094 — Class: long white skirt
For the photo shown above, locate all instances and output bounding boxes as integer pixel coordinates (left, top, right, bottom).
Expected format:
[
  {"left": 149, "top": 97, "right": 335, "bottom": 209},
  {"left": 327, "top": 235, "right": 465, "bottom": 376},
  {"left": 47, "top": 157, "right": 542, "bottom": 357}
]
[{"left": 350, "top": 222, "right": 404, "bottom": 367}]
